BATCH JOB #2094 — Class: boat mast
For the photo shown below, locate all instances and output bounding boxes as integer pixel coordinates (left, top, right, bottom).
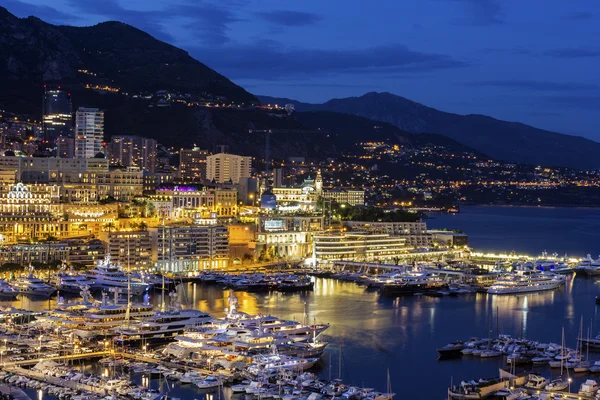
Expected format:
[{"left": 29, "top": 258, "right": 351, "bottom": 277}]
[
  {"left": 161, "top": 215, "right": 166, "bottom": 312},
  {"left": 126, "top": 239, "right": 131, "bottom": 322}
]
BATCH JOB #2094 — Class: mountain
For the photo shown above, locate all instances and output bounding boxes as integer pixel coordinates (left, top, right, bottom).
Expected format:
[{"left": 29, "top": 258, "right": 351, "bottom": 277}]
[
  {"left": 259, "top": 93, "right": 600, "bottom": 170},
  {"left": 0, "top": 6, "right": 256, "bottom": 115}
]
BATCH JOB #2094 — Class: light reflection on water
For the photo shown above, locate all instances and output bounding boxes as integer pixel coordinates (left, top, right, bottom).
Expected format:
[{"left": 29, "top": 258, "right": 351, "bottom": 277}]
[{"left": 5, "top": 275, "right": 600, "bottom": 398}]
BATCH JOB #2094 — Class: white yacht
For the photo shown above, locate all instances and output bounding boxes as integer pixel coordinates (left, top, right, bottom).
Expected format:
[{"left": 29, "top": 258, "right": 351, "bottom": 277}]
[
  {"left": 12, "top": 266, "right": 56, "bottom": 297},
  {"left": 246, "top": 350, "right": 319, "bottom": 375},
  {"left": 575, "top": 255, "right": 600, "bottom": 275},
  {"left": 487, "top": 271, "right": 565, "bottom": 294},
  {"left": 0, "top": 279, "right": 18, "bottom": 298},
  {"left": 51, "top": 264, "right": 92, "bottom": 294},
  {"left": 113, "top": 293, "right": 211, "bottom": 343},
  {"left": 83, "top": 255, "right": 149, "bottom": 296}
]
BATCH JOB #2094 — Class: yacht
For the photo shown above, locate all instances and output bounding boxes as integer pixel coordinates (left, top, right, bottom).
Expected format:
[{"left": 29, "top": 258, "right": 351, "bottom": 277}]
[
  {"left": 574, "top": 255, "right": 600, "bottom": 275},
  {"left": 51, "top": 264, "right": 92, "bottom": 294},
  {"left": 246, "top": 350, "right": 319, "bottom": 375},
  {"left": 12, "top": 266, "right": 56, "bottom": 297},
  {"left": 487, "top": 271, "right": 565, "bottom": 294},
  {"left": 113, "top": 293, "right": 212, "bottom": 343},
  {"left": 0, "top": 279, "right": 18, "bottom": 298},
  {"left": 83, "top": 256, "right": 149, "bottom": 296},
  {"left": 379, "top": 273, "right": 446, "bottom": 296},
  {"left": 579, "top": 379, "right": 599, "bottom": 396}
]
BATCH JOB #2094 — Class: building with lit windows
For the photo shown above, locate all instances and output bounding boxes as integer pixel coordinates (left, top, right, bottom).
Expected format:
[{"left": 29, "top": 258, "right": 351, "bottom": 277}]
[
  {"left": 42, "top": 88, "right": 72, "bottom": 142},
  {"left": 321, "top": 189, "right": 365, "bottom": 206},
  {"left": 254, "top": 215, "right": 325, "bottom": 260},
  {"left": 344, "top": 221, "right": 432, "bottom": 248},
  {"left": 108, "top": 231, "right": 153, "bottom": 269},
  {"left": 179, "top": 147, "right": 208, "bottom": 182},
  {"left": 152, "top": 225, "right": 229, "bottom": 272},
  {"left": 107, "top": 135, "right": 157, "bottom": 173},
  {"left": 74, "top": 107, "right": 104, "bottom": 159},
  {"left": 206, "top": 153, "right": 251, "bottom": 184},
  {"left": 312, "top": 231, "right": 409, "bottom": 263},
  {"left": 149, "top": 187, "right": 238, "bottom": 219}
]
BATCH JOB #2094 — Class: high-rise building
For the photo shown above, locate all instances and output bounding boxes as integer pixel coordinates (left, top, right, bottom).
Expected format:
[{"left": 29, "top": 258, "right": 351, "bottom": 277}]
[
  {"left": 206, "top": 153, "right": 251, "bottom": 184},
  {"left": 109, "top": 230, "right": 153, "bottom": 269},
  {"left": 107, "top": 135, "right": 157, "bottom": 173},
  {"left": 74, "top": 107, "right": 104, "bottom": 159},
  {"left": 43, "top": 88, "right": 72, "bottom": 143},
  {"left": 179, "top": 147, "right": 208, "bottom": 182}
]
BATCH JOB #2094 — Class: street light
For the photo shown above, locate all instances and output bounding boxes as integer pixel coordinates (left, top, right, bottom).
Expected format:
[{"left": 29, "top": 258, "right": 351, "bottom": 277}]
[{"left": 568, "top": 377, "right": 572, "bottom": 393}]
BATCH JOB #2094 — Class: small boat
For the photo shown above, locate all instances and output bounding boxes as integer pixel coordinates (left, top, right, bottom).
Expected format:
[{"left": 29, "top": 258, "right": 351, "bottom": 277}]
[
  {"left": 437, "top": 341, "right": 464, "bottom": 357},
  {"left": 524, "top": 374, "right": 547, "bottom": 390},
  {"left": 545, "top": 377, "right": 569, "bottom": 392},
  {"left": 578, "top": 379, "right": 599, "bottom": 396},
  {"left": 480, "top": 350, "right": 502, "bottom": 358},
  {"left": 195, "top": 376, "right": 220, "bottom": 389}
]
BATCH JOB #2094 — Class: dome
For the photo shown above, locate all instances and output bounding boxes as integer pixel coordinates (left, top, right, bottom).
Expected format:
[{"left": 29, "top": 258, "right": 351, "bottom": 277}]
[{"left": 94, "top": 152, "right": 106, "bottom": 158}]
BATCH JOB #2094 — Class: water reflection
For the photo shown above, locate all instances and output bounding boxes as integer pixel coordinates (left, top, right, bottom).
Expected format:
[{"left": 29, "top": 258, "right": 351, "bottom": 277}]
[{"left": 4, "top": 276, "right": 600, "bottom": 398}]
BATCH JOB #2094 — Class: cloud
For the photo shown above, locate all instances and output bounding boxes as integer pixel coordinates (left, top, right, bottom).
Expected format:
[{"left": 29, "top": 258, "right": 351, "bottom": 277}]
[
  {"left": 2, "top": 0, "right": 76, "bottom": 23},
  {"left": 563, "top": 11, "right": 594, "bottom": 20},
  {"left": 192, "top": 43, "right": 468, "bottom": 80},
  {"left": 479, "top": 47, "right": 533, "bottom": 55},
  {"left": 544, "top": 48, "right": 600, "bottom": 58},
  {"left": 467, "top": 80, "right": 599, "bottom": 92},
  {"left": 65, "top": 0, "right": 242, "bottom": 45},
  {"left": 257, "top": 10, "right": 322, "bottom": 26},
  {"left": 447, "top": 0, "right": 504, "bottom": 26}
]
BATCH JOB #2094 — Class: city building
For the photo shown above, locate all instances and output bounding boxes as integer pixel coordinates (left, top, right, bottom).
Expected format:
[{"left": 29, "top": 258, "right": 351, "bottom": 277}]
[
  {"left": 344, "top": 221, "right": 432, "bottom": 248},
  {"left": 74, "top": 107, "right": 104, "bottom": 159},
  {"left": 0, "top": 242, "right": 69, "bottom": 265},
  {"left": 312, "top": 231, "right": 408, "bottom": 263},
  {"left": 149, "top": 187, "right": 238, "bottom": 219},
  {"left": 108, "top": 230, "right": 153, "bottom": 269},
  {"left": 42, "top": 88, "right": 72, "bottom": 143},
  {"left": 67, "top": 238, "right": 107, "bottom": 267},
  {"left": 0, "top": 156, "right": 143, "bottom": 203},
  {"left": 254, "top": 215, "right": 325, "bottom": 261},
  {"left": 179, "top": 147, "right": 208, "bottom": 182},
  {"left": 152, "top": 225, "right": 229, "bottom": 272},
  {"left": 107, "top": 135, "right": 157, "bottom": 173},
  {"left": 429, "top": 230, "right": 469, "bottom": 248},
  {"left": 56, "top": 136, "right": 75, "bottom": 158},
  {"left": 206, "top": 153, "right": 251, "bottom": 184},
  {"left": 322, "top": 189, "right": 365, "bottom": 206}
]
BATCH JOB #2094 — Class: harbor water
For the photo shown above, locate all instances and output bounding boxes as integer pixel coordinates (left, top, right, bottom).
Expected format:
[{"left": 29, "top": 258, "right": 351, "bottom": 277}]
[{"left": 6, "top": 206, "right": 600, "bottom": 399}]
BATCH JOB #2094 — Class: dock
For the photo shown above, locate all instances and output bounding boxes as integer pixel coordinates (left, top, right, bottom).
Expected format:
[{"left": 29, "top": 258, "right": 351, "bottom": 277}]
[{"left": 3, "top": 366, "right": 108, "bottom": 396}]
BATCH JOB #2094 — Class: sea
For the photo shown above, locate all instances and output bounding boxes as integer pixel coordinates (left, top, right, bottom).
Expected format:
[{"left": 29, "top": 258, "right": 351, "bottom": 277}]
[{"left": 9, "top": 206, "right": 600, "bottom": 400}]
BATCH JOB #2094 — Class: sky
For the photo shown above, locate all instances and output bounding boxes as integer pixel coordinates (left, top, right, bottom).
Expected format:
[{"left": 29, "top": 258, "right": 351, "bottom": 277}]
[{"left": 4, "top": 0, "right": 600, "bottom": 140}]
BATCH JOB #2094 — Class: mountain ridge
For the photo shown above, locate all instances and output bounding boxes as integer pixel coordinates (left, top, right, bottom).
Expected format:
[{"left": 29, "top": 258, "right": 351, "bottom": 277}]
[{"left": 259, "top": 92, "right": 600, "bottom": 170}]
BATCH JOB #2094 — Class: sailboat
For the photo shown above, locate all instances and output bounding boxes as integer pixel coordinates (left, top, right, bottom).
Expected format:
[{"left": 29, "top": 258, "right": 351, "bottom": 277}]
[
  {"left": 545, "top": 327, "right": 570, "bottom": 392},
  {"left": 374, "top": 369, "right": 395, "bottom": 400}
]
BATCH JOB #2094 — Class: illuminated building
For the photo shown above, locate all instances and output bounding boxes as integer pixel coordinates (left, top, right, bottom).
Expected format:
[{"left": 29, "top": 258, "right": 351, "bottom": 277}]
[
  {"left": 109, "top": 231, "right": 153, "bottom": 269},
  {"left": 152, "top": 225, "right": 229, "bottom": 272},
  {"left": 312, "top": 231, "right": 408, "bottom": 263},
  {"left": 344, "top": 221, "right": 432, "bottom": 248},
  {"left": 0, "top": 157, "right": 143, "bottom": 202},
  {"left": 67, "top": 238, "right": 107, "bottom": 267},
  {"left": 206, "top": 153, "right": 251, "bottom": 184},
  {"left": 0, "top": 242, "right": 68, "bottom": 265},
  {"left": 107, "top": 135, "right": 157, "bottom": 173},
  {"left": 321, "top": 189, "right": 365, "bottom": 206},
  {"left": 75, "top": 107, "right": 104, "bottom": 159},
  {"left": 42, "top": 88, "right": 72, "bottom": 142},
  {"left": 0, "top": 182, "right": 67, "bottom": 243},
  {"left": 56, "top": 136, "right": 75, "bottom": 158},
  {"left": 179, "top": 147, "right": 207, "bottom": 182},
  {"left": 254, "top": 215, "right": 325, "bottom": 260},
  {"left": 149, "top": 187, "right": 238, "bottom": 219}
]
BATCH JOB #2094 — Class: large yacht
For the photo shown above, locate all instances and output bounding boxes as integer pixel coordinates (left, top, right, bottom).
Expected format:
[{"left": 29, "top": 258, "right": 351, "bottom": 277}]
[
  {"left": 113, "top": 292, "right": 211, "bottom": 343},
  {"left": 41, "top": 287, "right": 155, "bottom": 338},
  {"left": 379, "top": 273, "right": 446, "bottom": 296},
  {"left": 0, "top": 279, "right": 18, "bottom": 298},
  {"left": 487, "top": 271, "right": 566, "bottom": 294},
  {"left": 51, "top": 264, "right": 92, "bottom": 294},
  {"left": 575, "top": 255, "right": 600, "bottom": 276},
  {"left": 12, "top": 266, "right": 56, "bottom": 297},
  {"left": 82, "top": 256, "right": 149, "bottom": 296}
]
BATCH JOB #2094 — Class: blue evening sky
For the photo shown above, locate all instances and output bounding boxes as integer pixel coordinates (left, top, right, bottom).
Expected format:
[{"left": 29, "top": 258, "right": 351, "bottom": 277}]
[{"left": 4, "top": 0, "right": 600, "bottom": 140}]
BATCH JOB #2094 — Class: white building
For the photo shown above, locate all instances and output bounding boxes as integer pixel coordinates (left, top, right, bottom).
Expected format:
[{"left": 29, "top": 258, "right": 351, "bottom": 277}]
[
  {"left": 344, "top": 221, "right": 432, "bottom": 248},
  {"left": 152, "top": 225, "right": 229, "bottom": 272},
  {"left": 206, "top": 153, "right": 251, "bottom": 184},
  {"left": 312, "top": 231, "right": 408, "bottom": 263},
  {"left": 75, "top": 107, "right": 104, "bottom": 159}
]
